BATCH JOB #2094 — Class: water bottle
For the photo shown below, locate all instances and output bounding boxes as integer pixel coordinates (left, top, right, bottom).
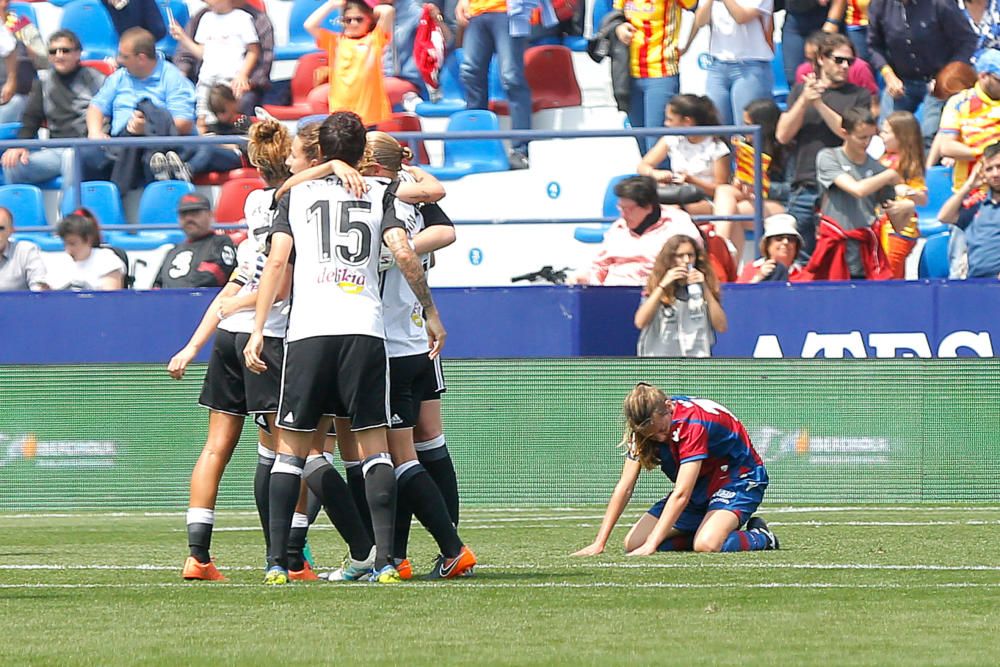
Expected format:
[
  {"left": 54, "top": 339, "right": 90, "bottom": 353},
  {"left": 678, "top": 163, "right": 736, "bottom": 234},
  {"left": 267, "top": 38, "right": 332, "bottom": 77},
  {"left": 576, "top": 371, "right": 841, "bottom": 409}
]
[{"left": 687, "top": 264, "right": 703, "bottom": 300}]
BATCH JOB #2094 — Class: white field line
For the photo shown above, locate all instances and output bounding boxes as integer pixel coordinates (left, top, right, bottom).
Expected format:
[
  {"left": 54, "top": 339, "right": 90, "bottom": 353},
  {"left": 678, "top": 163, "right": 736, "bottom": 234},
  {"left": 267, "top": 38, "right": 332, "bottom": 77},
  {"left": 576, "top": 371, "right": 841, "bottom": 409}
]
[
  {"left": 0, "top": 506, "right": 998, "bottom": 520},
  {"left": 3, "top": 562, "right": 999, "bottom": 572},
  {"left": 0, "top": 582, "right": 997, "bottom": 591}
]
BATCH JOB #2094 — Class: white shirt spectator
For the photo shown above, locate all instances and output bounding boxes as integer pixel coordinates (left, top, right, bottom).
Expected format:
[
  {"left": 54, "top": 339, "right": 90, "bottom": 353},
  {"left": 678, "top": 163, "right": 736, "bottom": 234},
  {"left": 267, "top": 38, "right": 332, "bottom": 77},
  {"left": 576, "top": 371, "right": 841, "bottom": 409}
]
[
  {"left": 194, "top": 10, "right": 259, "bottom": 82},
  {"left": 663, "top": 136, "right": 731, "bottom": 183},
  {"left": 0, "top": 24, "right": 15, "bottom": 58},
  {"left": 51, "top": 247, "right": 125, "bottom": 291},
  {"left": 0, "top": 238, "right": 48, "bottom": 290},
  {"left": 710, "top": 0, "right": 774, "bottom": 62}
]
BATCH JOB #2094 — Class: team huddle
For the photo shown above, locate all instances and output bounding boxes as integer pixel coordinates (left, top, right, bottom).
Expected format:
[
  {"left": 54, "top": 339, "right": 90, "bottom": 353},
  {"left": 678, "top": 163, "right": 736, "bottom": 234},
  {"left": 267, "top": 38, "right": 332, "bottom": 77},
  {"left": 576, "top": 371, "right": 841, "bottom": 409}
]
[{"left": 167, "top": 112, "right": 779, "bottom": 585}]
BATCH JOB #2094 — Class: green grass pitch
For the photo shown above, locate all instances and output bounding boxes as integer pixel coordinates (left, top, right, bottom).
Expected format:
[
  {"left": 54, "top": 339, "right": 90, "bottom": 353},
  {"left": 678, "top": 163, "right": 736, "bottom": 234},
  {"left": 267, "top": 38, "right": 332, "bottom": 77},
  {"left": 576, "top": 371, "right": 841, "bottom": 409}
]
[{"left": 1, "top": 506, "right": 998, "bottom": 666}]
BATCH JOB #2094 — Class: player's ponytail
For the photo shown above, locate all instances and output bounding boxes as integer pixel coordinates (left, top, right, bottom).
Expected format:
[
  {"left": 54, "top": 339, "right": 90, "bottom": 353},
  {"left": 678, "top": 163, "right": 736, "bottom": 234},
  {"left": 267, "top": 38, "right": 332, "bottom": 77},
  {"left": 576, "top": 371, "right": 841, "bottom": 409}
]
[
  {"left": 620, "top": 382, "right": 668, "bottom": 470},
  {"left": 248, "top": 119, "right": 292, "bottom": 187},
  {"left": 365, "top": 130, "right": 412, "bottom": 175}
]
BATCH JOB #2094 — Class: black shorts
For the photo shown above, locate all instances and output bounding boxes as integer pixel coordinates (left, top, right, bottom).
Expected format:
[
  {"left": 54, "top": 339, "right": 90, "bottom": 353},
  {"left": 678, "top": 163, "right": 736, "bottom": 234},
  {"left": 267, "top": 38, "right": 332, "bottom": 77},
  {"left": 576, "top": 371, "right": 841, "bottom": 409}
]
[
  {"left": 199, "top": 330, "right": 283, "bottom": 416},
  {"left": 277, "top": 334, "right": 390, "bottom": 432},
  {"left": 421, "top": 355, "right": 446, "bottom": 402}
]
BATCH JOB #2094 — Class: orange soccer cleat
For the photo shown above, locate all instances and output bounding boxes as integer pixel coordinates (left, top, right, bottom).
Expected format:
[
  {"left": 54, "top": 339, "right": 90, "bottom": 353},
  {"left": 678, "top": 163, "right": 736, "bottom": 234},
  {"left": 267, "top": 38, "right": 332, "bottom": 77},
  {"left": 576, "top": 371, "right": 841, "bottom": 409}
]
[
  {"left": 394, "top": 558, "right": 413, "bottom": 580},
  {"left": 182, "top": 556, "right": 227, "bottom": 581},
  {"left": 426, "top": 546, "right": 477, "bottom": 580},
  {"left": 289, "top": 561, "right": 320, "bottom": 581}
]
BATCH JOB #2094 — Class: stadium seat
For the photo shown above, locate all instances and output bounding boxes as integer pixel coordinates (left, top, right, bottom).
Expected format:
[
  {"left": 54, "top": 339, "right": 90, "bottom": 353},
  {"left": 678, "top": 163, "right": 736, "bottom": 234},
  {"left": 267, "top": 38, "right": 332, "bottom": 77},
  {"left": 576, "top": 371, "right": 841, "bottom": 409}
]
[
  {"left": 773, "top": 42, "right": 790, "bottom": 109},
  {"left": 0, "top": 183, "right": 46, "bottom": 227},
  {"left": 373, "top": 112, "right": 430, "bottom": 165},
  {"left": 155, "top": 0, "right": 190, "bottom": 58},
  {"left": 10, "top": 3, "right": 38, "bottom": 30},
  {"left": 192, "top": 167, "right": 260, "bottom": 187},
  {"left": 917, "top": 230, "right": 951, "bottom": 278},
  {"left": 414, "top": 49, "right": 467, "bottom": 118},
  {"left": 306, "top": 84, "right": 330, "bottom": 114},
  {"left": 12, "top": 231, "right": 65, "bottom": 251},
  {"left": 486, "top": 55, "right": 509, "bottom": 113},
  {"left": 423, "top": 110, "right": 509, "bottom": 180},
  {"left": 916, "top": 165, "right": 954, "bottom": 235},
  {"left": 127, "top": 180, "right": 194, "bottom": 244},
  {"left": 214, "top": 177, "right": 266, "bottom": 223},
  {"left": 44, "top": 0, "right": 75, "bottom": 6},
  {"left": 591, "top": 0, "right": 612, "bottom": 36},
  {"left": 82, "top": 59, "right": 117, "bottom": 76},
  {"left": 276, "top": 0, "right": 340, "bottom": 60},
  {"left": 262, "top": 52, "right": 330, "bottom": 120},
  {"left": 60, "top": 0, "right": 118, "bottom": 60},
  {"left": 60, "top": 180, "right": 126, "bottom": 229},
  {"left": 0, "top": 122, "right": 21, "bottom": 140},
  {"left": 573, "top": 173, "right": 632, "bottom": 243},
  {"left": 492, "top": 45, "right": 582, "bottom": 115}
]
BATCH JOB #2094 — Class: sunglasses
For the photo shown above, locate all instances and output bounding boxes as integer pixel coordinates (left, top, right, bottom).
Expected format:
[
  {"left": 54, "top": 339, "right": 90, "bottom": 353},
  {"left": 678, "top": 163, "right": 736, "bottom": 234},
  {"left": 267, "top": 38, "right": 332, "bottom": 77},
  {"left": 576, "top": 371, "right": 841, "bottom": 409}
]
[
  {"left": 832, "top": 55, "right": 855, "bottom": 66},
  {"left": 48, "top": 47, "right": 77, "bottom": 55},
  {"left": 0, "top": 226, "right": 8, "bottom": 231},
  {"left": 342, "top": 16, "right": 367, "bottom": 24},
  {"left": 770, "top": 234, "right": 798, "bottom": 243}
]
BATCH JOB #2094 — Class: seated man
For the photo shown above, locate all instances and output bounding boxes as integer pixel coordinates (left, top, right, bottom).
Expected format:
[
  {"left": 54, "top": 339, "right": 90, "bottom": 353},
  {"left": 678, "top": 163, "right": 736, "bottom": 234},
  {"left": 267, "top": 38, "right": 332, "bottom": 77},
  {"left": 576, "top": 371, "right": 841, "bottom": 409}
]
[
  {"left": 0, "top": 206, "right": 48, "bottom": 291},
  {"left": 571, "top": 175, "right": 701, "bottom": 286},
  {"left": 85, "top": 27, "right": 196, "bottom": 191},
  {"left": 153, "top": 193, "right": 237, "bottom": 288},
  {"left": 1, "top": 30, "right": 107, "bottom": 186},
  {"left": 808, "top": 107, "right": 913, "bottom": 280},
  {"left": 937, "top": 141, "right": 1000, "bottom": 279}
]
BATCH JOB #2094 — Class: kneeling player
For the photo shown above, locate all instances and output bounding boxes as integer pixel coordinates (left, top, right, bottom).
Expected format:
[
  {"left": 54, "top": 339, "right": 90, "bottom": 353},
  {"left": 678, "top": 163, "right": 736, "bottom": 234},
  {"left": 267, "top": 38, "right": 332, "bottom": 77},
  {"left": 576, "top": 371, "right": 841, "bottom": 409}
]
[{"left": 573, "top": 382, "right": 779, "bottom": 556}]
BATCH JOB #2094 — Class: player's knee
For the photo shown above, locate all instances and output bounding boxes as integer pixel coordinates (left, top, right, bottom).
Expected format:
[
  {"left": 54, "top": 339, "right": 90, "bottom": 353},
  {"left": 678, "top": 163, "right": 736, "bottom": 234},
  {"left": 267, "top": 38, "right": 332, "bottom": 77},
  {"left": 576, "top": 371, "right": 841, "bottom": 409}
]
[{"left": 692, "top": 535, "right": 723, "bottom": 553}]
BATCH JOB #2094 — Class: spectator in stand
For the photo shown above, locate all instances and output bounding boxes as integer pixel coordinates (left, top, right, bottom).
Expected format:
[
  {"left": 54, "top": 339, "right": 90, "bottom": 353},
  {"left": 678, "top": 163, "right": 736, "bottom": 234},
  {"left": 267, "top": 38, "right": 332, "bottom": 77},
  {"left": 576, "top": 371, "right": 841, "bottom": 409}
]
[
  {"left": 795, "top": 31, "right": 878, "bottom": 97},
  {"left": 1, "top": 30, "right": 108, "bottom": 187},
  {"left": 868, "top": 0, "right": 978, "bottom": 144},
  {"left": 150, "top": 84, "right": 247, "bottom": 179},
  {"left": 634, "top": 233, "right": 727, "bottom": 357},
  {"left": 53, "top": 212, "right": 125, "bottom": 291},
  {"left": 101, "top": 0, "right": 166, "bottom": 42},
  {"left": 844, "top": 0, "right": 871, "bottom": 65},
  {"left": 609, "top": 0, "right": 697, "bottom": 153},
  {"left": 456, "top": 0, "right": 532, "bottom": 169},
  {"left": 570, "top": 175, "right": 701, "bottom": 286},
  {"left": 878, "top": 111, "right": 928, "bottom": 278},
  {"left": 807, "top": 107, "right": 913, "bottom": 280},
  {"left": 175, "top": 0, "right": 274, "bottom": 116},
  {"left": 962, "top": 0, "right": 1000, "bottom": 58},
  {"left": 936, "top": 49, "right": 1000, "bottom": 191},
  {"left": 780, "top": 0, "right": 847, "bottom": 87},
  {"left": 307, "top": 0, "right": 395, "bottom": 128},
  {"left": 938, "top": 142, "right": 1000, "bottom": 278},
  {"left": 153, "top": 193, "right": 237, "bottom": 289},
  {"left": 777, "top": 32, "right": 872, "bottom": 264},
  {"left": 0, "top": 0, "right": 47, "bottom": 124},
  {"left": 0, "top": 206, "right": 48, "bottom": 291},
  {"left": 737, "top": 213, "right": 806, "bottom": 283},
  {"left": 680, "top": 0, "right": 774, "bottom": 127},
  {"left": 168, "top": 0, "right": 260, "bottom": 134},
  {"left": 85, "top": 28, "right": 196, "bottom": 189}
]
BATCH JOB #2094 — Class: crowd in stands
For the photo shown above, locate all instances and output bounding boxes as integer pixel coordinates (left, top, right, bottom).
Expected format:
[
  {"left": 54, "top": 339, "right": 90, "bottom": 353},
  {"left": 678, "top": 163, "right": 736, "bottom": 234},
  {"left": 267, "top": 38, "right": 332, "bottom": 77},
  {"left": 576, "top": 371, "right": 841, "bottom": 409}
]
[{"left": 2, "top": 0, "right": 1000, "bottom": 308}]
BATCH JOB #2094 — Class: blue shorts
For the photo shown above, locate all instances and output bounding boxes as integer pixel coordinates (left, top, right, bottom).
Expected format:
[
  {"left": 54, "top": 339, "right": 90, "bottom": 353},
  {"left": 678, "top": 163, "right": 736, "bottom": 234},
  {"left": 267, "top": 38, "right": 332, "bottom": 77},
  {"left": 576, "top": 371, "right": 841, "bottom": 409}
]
[{"left": 647, "top": 475, "right": 766, "bottom": 534}]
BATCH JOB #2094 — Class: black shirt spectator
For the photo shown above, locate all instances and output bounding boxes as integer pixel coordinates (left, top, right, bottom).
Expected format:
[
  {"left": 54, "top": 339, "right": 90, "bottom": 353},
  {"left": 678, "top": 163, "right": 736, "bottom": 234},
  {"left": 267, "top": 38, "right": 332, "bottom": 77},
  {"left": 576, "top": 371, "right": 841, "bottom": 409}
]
[
  {"left": 153, "top": 193, "right": 237, "bottom": 288},
  {"left": 868, "top": 0, "right": 977, "bottom": 82}
]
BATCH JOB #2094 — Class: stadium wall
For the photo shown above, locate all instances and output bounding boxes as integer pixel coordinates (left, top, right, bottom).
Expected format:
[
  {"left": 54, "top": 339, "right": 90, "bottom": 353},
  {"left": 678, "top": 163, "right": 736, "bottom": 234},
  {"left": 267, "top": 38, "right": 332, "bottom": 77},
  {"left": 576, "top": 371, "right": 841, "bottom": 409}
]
[{"left": 1, "top": 359, "right": 997, "bottom": 510}]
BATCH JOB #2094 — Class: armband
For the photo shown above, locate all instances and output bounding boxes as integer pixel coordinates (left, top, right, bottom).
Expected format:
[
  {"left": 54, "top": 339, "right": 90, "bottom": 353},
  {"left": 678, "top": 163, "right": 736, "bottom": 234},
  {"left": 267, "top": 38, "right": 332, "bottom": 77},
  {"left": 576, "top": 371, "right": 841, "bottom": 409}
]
[{"left": 824, "top": 18, "right": 844, "bottom": 27}]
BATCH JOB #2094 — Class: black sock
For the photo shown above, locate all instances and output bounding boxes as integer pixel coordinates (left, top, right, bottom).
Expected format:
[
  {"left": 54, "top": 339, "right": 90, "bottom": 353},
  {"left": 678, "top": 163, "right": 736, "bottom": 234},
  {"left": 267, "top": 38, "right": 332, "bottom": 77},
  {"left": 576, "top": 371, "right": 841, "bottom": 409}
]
[
  {"left": 398, "top": 462, "right": 463, "bottom": 558},
  {"left": 393, "top": 501, "right": 413, "bottom": 562},
  {"left": 267, "top": 453, "right": 305, "bottom": 570},
  {"left": 186, "top": 507, "right": 214, "bottom": 564},
  {"left": 363, "top": 454, "right": 397, "bottom": 570},
  {"left": 254, "top": 444, "right": 275, "bottom": 554},
  {"left": 304, "top": 455, "right": 374, "bottom": 561},
  {"left": 418, "top": 440, "right": 460, "bottom": 525},
  {"left": 306, "top": 489, "right": 322, "bottom": 525},
  {"left": 287, "top": 512, "right": 309, "bottom": 572},
  {"left": 346, "top": 462, "right": 375, "bottom": 543}
]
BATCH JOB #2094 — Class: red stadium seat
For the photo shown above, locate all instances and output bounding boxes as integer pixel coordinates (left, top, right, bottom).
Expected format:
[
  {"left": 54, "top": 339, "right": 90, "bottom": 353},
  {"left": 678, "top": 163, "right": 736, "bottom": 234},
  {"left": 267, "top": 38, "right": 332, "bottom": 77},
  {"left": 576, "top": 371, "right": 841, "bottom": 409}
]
[
  {"left": 262, "top": 52, "right": 330, "bottom": 120},
  {"left": 213, "top": 177, "right": 266, "bottom": 223},
  {"left": 193, "top": 167, "right": 259, "bottom": 187},
  {"left": 384, "top": 76, "right": 420, "bottom": 108},
  {"left": 82, "top": 59, "right": 116, "bottom": 76},
  {"left": 491, "top": 45, "right": 582, "bottom": 115},
  {"left": 373, "top": 112, "right": 430, "bottom": 165},
  {"left": 306, "top": 84, "right": 330, "bottom": 114}
]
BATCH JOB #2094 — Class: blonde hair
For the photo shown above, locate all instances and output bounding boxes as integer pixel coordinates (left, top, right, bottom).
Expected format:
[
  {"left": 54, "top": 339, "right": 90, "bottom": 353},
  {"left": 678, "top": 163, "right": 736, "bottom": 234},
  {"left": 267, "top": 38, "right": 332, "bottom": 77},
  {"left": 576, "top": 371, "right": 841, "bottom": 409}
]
[
  {"left": 248, "top": 120, "right": 292, "bottom": 187},
  {"left": 361, "top": 130, "right": 414, "bottom": 175},
  {"left": 620, "top": 383, "right": 669, "bottom": 470}
]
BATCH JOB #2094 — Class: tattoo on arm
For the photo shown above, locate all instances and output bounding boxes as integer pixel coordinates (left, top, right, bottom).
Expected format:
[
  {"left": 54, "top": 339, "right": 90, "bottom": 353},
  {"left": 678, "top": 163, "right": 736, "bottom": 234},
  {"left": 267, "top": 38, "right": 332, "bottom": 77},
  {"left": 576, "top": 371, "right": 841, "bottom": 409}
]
[{"left": 384, "top": 228, "right": 435, "bottom": 310}]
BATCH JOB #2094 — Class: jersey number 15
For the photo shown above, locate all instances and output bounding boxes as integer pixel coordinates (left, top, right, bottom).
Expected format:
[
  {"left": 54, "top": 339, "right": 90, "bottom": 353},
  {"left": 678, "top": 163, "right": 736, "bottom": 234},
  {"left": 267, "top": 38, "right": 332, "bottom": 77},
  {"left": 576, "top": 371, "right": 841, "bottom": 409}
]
[{"left": 309, "top": 199, "right": 373, "bottom": 266}]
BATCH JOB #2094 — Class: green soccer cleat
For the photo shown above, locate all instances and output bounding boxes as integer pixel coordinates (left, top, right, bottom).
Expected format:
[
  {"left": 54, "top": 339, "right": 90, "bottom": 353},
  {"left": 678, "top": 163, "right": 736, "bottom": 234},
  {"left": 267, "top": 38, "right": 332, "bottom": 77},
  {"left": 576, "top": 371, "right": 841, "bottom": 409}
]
[
  {"left": 367, "top": 564, "right": 403, "bottom": 584},
  {"left": 263, "top": 566, "right": 289, "bottom": 585}
]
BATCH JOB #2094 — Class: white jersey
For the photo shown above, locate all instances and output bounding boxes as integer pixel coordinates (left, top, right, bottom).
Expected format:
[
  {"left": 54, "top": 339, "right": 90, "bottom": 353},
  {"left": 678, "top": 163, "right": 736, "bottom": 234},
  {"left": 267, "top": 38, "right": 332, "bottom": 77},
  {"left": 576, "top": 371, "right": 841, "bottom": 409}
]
[
  {"left": 271, "top": 176, "right": 402, "bottom": 343},
  {"left": 380, "top": 191, "right": 452, "bottom": 358}
]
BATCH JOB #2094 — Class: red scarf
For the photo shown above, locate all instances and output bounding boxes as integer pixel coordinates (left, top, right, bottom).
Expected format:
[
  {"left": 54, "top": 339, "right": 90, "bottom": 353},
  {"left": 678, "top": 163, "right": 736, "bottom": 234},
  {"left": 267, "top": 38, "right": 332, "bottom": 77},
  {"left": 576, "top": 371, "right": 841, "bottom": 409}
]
[{"left": 800, "top": 216, "right": 893, "bottom": 281}]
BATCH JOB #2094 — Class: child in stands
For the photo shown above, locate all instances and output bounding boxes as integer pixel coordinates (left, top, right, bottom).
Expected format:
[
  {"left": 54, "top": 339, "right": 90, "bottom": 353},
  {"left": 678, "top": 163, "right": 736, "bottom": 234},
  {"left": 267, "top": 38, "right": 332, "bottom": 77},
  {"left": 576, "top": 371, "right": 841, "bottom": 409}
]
[{"left": 878, "top": 111, "right": 929, "bottom": 278}]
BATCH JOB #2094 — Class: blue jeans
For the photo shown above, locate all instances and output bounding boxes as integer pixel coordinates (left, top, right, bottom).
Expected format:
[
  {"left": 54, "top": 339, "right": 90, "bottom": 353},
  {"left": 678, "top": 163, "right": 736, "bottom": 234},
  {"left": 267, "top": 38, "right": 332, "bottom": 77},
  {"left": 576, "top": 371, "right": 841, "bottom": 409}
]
[
  {"left": 880, "top": 79, "right": 944, "bottom": 148},
  {"left": 3, "top": 147, "right": 108, "bottom": 187},
  {"left": 0, "top": 94, "right": 27, "bottom": 124},
  {"left": 187, "top": 146, "right": 244, "bottom": 174},
  {"left": 787, "top": 184, "right": 821, "bottom": 264},
  {"left": 705, "top": 59, "right": 773, "bottom": 126},
  {"left": 781, "top": 8, "right": 828, "bottom": 87},
  {"left": 847, "top": 25, "right": 870, "bottom": 65},
  {"left": 459, "top": 11, "right": 531, "bottom": 152},
  {"left": 628, "top": 75, "right": 679, "bottom": 154}
]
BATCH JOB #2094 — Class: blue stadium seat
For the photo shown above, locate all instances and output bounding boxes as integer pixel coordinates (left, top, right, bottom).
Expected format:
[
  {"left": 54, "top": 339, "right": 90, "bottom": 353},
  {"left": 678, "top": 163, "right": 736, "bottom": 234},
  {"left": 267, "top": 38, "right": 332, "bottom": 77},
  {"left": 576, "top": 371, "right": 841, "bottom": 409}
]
[
  {"left": 60, "top": 181, "right": 126, "bottom": 229},
  {"left": 916, "top": 165, "right": 954, "bottom": 235},
  {"left": 423, "top": 110, "right": 509, "bottom": 180},
  {"left": 0, "top": 122, "right": 20, "bottom": 140},
  {"left": 60, "top": 0, "right": 118, "bottom": 61},
  {"left": 12, "top": 232, "right": 65, "bottom": 251},
  {"left": 574, "top": 173, "right": 633, "bottom": 243},
  {"left": 917, "top": 230, "right": 951, "bottom": 278},
  {"left": 0, "top": 183, "right": 46, "bottom": 227},
  {"left": 487, "top": 55, "right": 507, "bottom": 104},
  {"left": 773, "top": 42, "right": 790, "bottom": 109},
  {"left": 276, "top": 0, "right": 341, "bottom": 60},
  {"left": 414, "top": 49, "right": 467, "bottom": 118},
  {"left": 591, "top": 0, "right": 612, "bottom": 37},
  {"left": 124, "top": 180, "right": 193, "bottom": 244},
  {"left": 155, "top": 0, "right": 190, "bottom": 58}
]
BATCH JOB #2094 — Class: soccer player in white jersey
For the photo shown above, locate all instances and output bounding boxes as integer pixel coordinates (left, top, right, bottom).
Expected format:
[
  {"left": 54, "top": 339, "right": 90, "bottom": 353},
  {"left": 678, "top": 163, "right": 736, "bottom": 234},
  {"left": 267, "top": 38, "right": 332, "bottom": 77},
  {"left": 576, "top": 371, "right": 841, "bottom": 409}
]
[
  {"left": 167, "top": 119, "right": 294, "bottom": 581},
  {"left": 245, "top": 111, "right": 445, "bottom": 585}
]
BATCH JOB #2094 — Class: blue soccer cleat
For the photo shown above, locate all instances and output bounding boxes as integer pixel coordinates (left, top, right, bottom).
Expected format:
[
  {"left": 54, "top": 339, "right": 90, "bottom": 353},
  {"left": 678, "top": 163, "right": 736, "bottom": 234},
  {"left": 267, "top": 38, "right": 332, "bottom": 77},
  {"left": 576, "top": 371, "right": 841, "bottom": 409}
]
[{"left": 747, "top": 516, "right": 780, "bottom": 550}]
